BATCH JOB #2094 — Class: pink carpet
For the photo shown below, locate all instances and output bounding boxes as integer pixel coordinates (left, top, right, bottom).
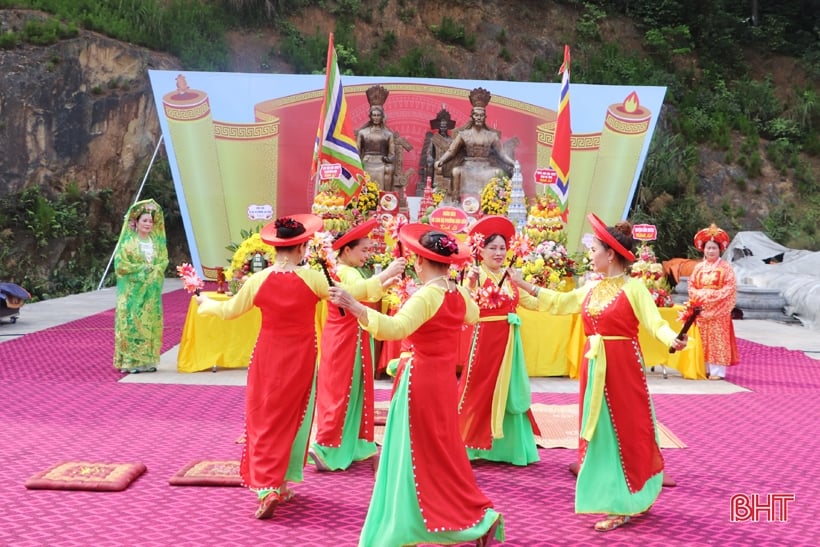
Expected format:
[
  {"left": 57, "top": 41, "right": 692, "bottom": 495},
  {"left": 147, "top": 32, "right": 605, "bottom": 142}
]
[{"left": 0, "top": 290, "right": 817, "bottom": 546}]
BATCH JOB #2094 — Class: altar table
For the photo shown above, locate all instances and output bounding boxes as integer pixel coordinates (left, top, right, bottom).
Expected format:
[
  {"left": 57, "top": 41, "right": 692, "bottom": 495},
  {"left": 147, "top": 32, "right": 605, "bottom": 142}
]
[
  {"left": 177, "top": 293, "right": 261, "bottom": 372},
  {"left": 177, "top": 292, "right": 328, "bottom": 372},
  {"left": 518, "top": 305, "right": 705, "bottom": 379},
  {"left": 178, "top": 294, "right": 704, "bottom": 379}
]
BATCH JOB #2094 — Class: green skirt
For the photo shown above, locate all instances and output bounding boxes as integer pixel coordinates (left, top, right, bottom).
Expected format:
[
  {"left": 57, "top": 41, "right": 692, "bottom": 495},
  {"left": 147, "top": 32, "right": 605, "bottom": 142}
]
[
  {"left": 466, "top": 411, "right": 540, "bottom": 466},
  {"left": 310, "top": 339, "right": 377, "bottom": 470},
  {"left": 359, "top": 359, "right": 503, "bottom": 547},
  {"left": 575, "top": 363, "right": 662, "bottom": 515}
]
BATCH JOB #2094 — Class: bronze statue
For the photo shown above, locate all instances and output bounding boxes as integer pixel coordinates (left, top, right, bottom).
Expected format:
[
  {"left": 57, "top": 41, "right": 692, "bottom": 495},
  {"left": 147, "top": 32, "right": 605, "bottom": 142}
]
[
  {"left": 419, "top": 106, "right": 457, "bottom": 200},
  {"left": 357, "top": 85, "right": 397, "bottom": 192},
  {"left": 435, "top": 88, "right": 515, "bottom": 199}
]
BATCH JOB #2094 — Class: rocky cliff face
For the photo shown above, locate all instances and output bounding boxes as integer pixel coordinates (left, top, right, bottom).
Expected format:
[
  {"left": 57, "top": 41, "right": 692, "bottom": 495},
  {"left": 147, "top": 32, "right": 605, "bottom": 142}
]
[{"left": 0, "top": 10, "right": 180, "bottom": 206}]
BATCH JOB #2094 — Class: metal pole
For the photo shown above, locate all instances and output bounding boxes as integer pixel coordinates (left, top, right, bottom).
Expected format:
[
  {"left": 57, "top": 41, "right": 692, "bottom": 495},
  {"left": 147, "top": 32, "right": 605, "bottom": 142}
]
[{"left": 97, "top": 135, "right": 165, "bottom": 291}]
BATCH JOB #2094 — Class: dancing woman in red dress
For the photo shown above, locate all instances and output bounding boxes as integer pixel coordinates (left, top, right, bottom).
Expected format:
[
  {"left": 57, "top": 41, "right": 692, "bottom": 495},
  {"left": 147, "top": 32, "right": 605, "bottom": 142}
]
[
  {"left": 311, "top": 219, "right": 405, "bottom": 472},
  {"left": 459, "top": 215, "right": 542, "bottom": 466},
  {"left": 331, "top": 224, "right": 503, "bottom": 546},
  {"left": 197, "top": 214, "right": 343, "bottom": 519}
]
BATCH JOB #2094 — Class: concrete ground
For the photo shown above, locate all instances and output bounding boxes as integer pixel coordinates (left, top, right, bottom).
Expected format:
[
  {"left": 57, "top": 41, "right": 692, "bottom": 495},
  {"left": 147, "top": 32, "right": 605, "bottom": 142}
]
[{"left": 3, "top": 278, "right": 818, "bottom": 395}]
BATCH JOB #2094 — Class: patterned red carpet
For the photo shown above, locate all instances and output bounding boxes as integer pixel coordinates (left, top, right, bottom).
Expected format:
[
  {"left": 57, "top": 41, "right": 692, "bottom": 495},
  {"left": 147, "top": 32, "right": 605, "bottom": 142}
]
[{"left": 0, "top": 289, "right": 817, "bottom": 546}]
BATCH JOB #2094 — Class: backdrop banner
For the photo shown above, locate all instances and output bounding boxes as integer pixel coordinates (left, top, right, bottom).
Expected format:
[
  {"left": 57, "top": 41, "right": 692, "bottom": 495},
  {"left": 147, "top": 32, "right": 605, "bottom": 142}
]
[{"left": 148, "top": 71, "right": 666, "bottom": 277}]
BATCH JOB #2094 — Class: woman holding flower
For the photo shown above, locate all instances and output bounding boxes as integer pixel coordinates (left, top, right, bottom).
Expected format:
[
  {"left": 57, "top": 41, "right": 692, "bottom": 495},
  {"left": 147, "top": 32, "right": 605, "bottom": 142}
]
[
  {"left": 310, "top": 219, "right": 406, "bottom": 472},
  {"left": 113, "top": 199, "right": 168, "bottom": 374},
  {"left": 689, "top": 224, "right": 739, "bottom": 380},
  {"left": 512, "top": 214, "right": 687, "bottom": 532},
  {"left": 196, "top": 214, "right": 373, "bottom": 521},
  {"left": 459, "top": 215, "right": 542, "bottom": 466},
  {"left": 330, "top": 224, "right": 503, "bottom": 547}
]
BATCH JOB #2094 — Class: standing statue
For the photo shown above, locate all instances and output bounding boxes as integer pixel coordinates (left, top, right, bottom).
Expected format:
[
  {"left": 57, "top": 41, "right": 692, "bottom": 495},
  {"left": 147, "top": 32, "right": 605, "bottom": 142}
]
[
  {"left": 435, "top": 88, "right": 516, "bottom": 199},
  {"left": 419, "top": 107, "right": 457, "bottom": 201},
  {"left": 357, "top": 85, "right": 397, "bottom": 192}
]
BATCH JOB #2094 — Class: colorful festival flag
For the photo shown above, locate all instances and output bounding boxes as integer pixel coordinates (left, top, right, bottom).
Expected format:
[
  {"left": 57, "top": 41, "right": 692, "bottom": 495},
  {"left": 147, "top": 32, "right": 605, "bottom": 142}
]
[
  {"left": 547, "top": 45, "right": 571, "bottom": 220},
  {"left": 310, "top": 33, "right": 364, "bottom": 204}
]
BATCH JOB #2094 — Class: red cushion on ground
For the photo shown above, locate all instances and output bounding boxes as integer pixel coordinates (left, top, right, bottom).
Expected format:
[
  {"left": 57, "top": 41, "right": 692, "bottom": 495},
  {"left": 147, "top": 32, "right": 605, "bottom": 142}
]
[
  {"left": 168, "top": 460, "right": 241, "bottom": 487},
  {"left": 25, "top": 461, "right": 146, "bottom": 491}
]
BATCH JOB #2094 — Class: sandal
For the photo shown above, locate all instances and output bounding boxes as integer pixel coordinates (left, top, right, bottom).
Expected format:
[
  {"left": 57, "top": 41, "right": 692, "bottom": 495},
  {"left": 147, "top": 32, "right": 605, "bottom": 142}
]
[
  {"left": 254, "top": 490, "right": 281, "bottom": 519},
  {"left": 594, "top": 515, "right": 631, "bottom": 532}
]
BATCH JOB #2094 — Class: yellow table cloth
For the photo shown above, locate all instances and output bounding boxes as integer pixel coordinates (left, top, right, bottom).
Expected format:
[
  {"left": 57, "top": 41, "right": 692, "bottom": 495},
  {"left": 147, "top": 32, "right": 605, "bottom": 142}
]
[
  {"left": 177, "top": 293, "right": 329, "bottom": 373},
  {"left": 639, "top": 306, "right": 705, "bottom": 379},
  {"left": 178, "top": 294, "right": 704, "bottom": 379},
  {"left": 518, "top": 305, "right": 705, "bottom": 379},
  {"left": 177, "top": 292, "right": 261, "bottom": 372}
]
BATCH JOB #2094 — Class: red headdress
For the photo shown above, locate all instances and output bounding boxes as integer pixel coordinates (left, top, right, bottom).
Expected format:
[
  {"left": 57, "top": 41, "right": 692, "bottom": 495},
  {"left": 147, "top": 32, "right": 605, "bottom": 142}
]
[
  {"left": 587, "top": 213, "right": 636, "bottom": 262},
  {"left": 468, "top": 215, "right": 515, "bottom": 245},
  {"left": 260, "top": 214, "right": 323, "bottom": 247},
  {"left": 332, "top": 218, "right": 379, "bottom": 251},
  {"left": 693, "top": 224, "right": 730, "bottom": 252},
  {"left": 399, "top": 223, "right": 470, "bottom": 265}
]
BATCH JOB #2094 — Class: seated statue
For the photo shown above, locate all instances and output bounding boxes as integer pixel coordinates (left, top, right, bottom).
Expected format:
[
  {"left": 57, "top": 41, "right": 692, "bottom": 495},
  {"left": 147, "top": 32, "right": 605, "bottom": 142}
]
[
  {"left": 419, "top": 107, "right": 457, "bottom": 200},
  {"left": 357, "top": 86, "right": 397, "bottom": 192},
  {"left": 435, "top": 88, "right": 515, "bottom": 199}
]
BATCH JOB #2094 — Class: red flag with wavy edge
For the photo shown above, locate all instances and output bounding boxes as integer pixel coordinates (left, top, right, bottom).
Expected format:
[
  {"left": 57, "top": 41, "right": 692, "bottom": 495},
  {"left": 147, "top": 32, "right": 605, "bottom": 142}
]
[
  {"left": 310, "top": 33, "right": 364, "bottom": 204},
  {"left": 547, "top": 45, "right": 571, "bottom": 221}
]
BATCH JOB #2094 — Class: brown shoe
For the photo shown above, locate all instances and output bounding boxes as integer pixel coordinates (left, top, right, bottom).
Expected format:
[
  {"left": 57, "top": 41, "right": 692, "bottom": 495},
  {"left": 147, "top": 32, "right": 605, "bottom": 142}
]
[
  {"left": 594, "top": 515, "right": 630, "bottom": 531},
  {"left": 254, "top": 491, "right": 280, "bottom": 519}
]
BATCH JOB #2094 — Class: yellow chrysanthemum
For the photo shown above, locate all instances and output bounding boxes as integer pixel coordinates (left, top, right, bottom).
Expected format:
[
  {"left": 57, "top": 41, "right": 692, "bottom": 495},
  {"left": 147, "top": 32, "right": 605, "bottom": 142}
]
[{"left": 225, "top": 233, "right": 276, "bottom": 281}]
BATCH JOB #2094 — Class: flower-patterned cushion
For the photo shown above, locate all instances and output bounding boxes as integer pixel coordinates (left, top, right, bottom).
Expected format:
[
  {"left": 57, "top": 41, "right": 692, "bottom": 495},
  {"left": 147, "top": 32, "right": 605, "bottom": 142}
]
[
  {"left": 168, "top": 460, "right": 241, "bottom": 487},
  {"left": 25, "top": 461, "right": 146, "bottom": 491}
]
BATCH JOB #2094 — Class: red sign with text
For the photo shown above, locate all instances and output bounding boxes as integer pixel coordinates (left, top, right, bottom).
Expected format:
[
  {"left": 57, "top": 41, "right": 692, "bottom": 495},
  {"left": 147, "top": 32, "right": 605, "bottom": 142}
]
[
  {"left": 534, "top": 168, "right": 557, "bottom": 184},
  {"left": 429, "top": 206, "right": 470, "bottom": 233},
  {"left": 319, "top": 163, "right": 342, "bottom": 181},
  {"left": 632, "top": 223, "right": 657, "bottom": 241}
]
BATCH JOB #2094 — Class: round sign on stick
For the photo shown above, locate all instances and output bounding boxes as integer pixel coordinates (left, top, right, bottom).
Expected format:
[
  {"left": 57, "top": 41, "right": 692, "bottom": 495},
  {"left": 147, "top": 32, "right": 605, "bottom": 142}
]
[
  {"left": 632, "top": 223, "right": 657, "bottom": 241},
  {"left": 429, "top": 206, "right": 469, "bottom": 234}
]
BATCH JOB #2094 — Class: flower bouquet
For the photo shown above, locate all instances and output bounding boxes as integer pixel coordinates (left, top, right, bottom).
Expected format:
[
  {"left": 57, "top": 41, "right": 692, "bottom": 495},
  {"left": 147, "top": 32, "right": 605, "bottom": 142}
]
[
  {"left": 176, "top": 263, "right": 204, "bottom": 295},
  {"left": 364, "top": 251, "right": 393, "bottom": 276},
  {"left": 670, "top": 298, "right": 703, "bottom": 353},
  {"left": 305, "top": 230, "right": 346, "bottom": 316},
  {"left": 519, "top": 239, "right": 575, "bottom": 291},
  {"left": 629, "top": 243, "right": 673, "bottom": 307},
  {"left": 480, "top": 175, "right": 511, "bottom": 216},
  {"left": 475, "top": 283, "right": 509, "bottom": 310},
  {"left": 353, "top": 177, "right": 379, "bottom": 215},
  {"left": 380, "top": 276, "right": 418, "bottom": 313},
  {"left": 225, "top": 229, "right": 276, "bottom": 291}
]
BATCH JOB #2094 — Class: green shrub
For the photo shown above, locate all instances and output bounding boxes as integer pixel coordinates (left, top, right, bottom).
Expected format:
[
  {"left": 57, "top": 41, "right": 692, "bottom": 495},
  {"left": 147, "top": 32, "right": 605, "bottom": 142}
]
[
  {"left": 430, "top": 16, "right": 475, "bottom": 50},
  {"left": 576, "top": 2, "right": 605, "bottom": 42},
  {"left": 279, "top": 26, "right": 328, "bottom": 74},
  {"left": 733, "top": 78, "right": 782, "bottom": 125},
  {"left": 763, "top": 117, "right": 803, "bottom": 142},
  {"left": 0, "top": 30, "right": 19, "bottom": 49},
  {"left": 384, "top": 47, "right": 439, "bottom": 78}
]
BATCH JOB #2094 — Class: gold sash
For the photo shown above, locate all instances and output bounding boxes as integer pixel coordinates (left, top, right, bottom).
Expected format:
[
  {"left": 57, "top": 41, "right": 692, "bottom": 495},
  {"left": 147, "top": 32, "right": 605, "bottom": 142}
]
[{"left": 581, "top": 334, "right": 630, "bottom": 441}]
